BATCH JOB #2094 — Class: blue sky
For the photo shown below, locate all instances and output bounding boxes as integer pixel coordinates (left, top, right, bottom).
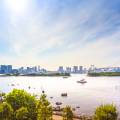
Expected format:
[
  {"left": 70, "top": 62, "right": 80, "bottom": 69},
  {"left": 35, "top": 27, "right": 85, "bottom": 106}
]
[{"left": 0, "top": 0, "right": 120, "bottom": 69}]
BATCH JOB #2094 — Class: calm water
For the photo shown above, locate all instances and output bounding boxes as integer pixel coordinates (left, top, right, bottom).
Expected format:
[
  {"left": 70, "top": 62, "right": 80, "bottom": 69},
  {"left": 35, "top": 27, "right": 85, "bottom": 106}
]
[{"left": 0, "top": 74, "right": 120, "bottom": 115}]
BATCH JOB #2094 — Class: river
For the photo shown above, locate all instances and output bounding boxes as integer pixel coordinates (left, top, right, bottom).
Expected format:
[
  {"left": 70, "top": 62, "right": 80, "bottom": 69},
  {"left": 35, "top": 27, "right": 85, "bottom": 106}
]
[{"left": 0, "top": 74, "right": 120, "bottom": 115}]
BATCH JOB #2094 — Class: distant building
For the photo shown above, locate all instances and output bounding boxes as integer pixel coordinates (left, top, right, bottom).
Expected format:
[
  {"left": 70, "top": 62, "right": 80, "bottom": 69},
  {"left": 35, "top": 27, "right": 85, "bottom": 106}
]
[
  {"left": 0, "top": 65, "right": 12, "bottom": 74},
  {"left": 38, "top": 66, "right": 41, "bottom": 72},
  {"left": 18, "top": 67, "right": 24, "bottom": 74},
  {"left": 79, "top": 66, "right": 83, "bottom": 73},
  {"left": 73, "top": 66, "right": 79, "bottom": 73},
  {"left": 58, "top": 66, "right": 64, "bottom": 73},
  {"left": 66, "top": 67, "right": 71, "bottom": 73},
  {"left": 12, "top": 69, "right": 18, "bottom": 74}
]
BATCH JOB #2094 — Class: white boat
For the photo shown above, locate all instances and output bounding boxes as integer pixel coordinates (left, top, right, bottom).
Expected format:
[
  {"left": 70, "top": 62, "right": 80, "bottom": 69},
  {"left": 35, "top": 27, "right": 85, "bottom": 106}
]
[
  {"left": 63, "top": 76, "right": 68, "bottom": 78},
  {"left": 77, "top": 79, "right": 87, "bottom": 84}
]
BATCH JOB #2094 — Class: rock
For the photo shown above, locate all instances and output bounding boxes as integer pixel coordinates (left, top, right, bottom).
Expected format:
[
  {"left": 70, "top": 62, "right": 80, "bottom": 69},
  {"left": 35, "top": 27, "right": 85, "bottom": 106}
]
[
  {"left": 72, "top": 108, "right": 76, "bottom": 111},
  {"left": 53, "top": 106, "right": 61, "bottom": 111}
]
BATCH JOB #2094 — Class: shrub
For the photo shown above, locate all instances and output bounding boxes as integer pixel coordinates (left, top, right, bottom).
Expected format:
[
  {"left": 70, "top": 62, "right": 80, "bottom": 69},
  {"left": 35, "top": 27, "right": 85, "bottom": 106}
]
[
  {"left": 62, "top": 106, "right": 73, "bottom": 120},
  {"left": 15, "top": 107, "right": 29, "bottom": 120},
  {"left": 37, "top": 94, "right": 53, "bottom": 120},
  {"left": 94, "top": 104, "right": 118, "bottom": 120},
  {"left": 5, "top": 89, "right": 37, "bottom": 120},
  {"left": 0, "top": 102, "right": 13, "bottom": 120}
]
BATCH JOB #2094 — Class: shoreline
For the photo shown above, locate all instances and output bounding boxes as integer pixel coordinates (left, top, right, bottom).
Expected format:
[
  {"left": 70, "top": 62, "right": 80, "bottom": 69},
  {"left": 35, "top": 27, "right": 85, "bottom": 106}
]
[
  {"left": 53, "top": 111, "right": 93, "bottom": 120},
  {"left": 88, "top": 72, "right": 120, "bottom": 76},
  {"left": 0, "top": 73, "right": 70, "bottom": 77}
]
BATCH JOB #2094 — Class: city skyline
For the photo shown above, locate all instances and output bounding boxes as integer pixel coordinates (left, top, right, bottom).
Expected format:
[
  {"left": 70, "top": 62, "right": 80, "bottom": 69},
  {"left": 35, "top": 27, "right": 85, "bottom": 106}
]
[{"left": 0, "top": 0, "right": 120, "bottom": 70}]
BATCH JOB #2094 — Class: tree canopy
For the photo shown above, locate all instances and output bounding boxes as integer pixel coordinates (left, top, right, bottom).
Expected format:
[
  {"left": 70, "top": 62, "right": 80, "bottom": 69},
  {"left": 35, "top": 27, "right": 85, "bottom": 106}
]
[
  {"left": 15, "top": 107, "right": 29, "bottom": 120},
  {"left": 94, "top": 104, "right": 118, "bottom": 120},
  {"left": 37, "top": 94, "right": 53, "bottom": 120},
  {"left": 5, "top": 89, "right": 37, "bottom": 120},
  {"left": 0, "top": 102, "right": 13, "bottom": 120},
  {"left": 62, "top": 106, "right": 73, "bottom": 120}
]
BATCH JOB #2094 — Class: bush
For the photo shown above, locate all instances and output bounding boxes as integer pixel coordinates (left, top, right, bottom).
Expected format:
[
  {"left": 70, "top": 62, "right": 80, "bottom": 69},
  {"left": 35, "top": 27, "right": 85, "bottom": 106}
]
[
  {"left": 0, "top": 92, "right": 5, "bottom": 103},
  {"left": 5, "top": 89, "right": 37, "bottom": 120},
  {"left": 15, "top": 107, "right": 29, "bottom": 120},
  {"left": 0, "top": 102, "right": 13, "bottom": 120},
  {"left": 94, "top": 104, "right": 118, "bottom": 120},
  {"left": 37, "top": 94, "right": 53, "bottom": 120},
  {"left": 62, "top": 106, "right": 73, "bottom": 120}
]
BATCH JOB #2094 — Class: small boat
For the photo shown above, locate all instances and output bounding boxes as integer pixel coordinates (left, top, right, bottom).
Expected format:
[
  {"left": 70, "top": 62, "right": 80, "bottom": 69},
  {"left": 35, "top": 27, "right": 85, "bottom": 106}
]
[
  {"left": 63, "top": 76, "right": 68, "bottom": 78},
  {"left": 56, "top": 102, "right": 62, "bottom": 105},
  {"left": 50, "top": 96, "right": 53, "bottom": 99},
  {"left": 77, "top": 79, "right": 87, "bottom": 84},
  {"left": 61, "top": 93, "right": 67, "bottom": 97},
  {"left": 11, "top": 84, "right": 15, "bottom": 86},
  {"left": 76, "top": 106, "right": 80, "bottom": 109}
]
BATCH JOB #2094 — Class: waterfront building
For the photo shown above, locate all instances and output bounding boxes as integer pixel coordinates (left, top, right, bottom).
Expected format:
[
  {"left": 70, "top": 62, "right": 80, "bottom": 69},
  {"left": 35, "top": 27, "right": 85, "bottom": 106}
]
[
  {"left": 38, "top": 66, "right": 41, "bottom": 72},
  {"left": 79, "top": 66, "right": 83, "bottom": 73},
  {"left": 73, "top": 66, "right": 79, "bottom": 73},
  {"left": 58, "top": 66, "right": 64, "bottom": 73},
  {"left": 12, "top": 69, "right": 18, "bottom": 74},
  {"left": 66, "top": 67, "right": 71, "bottom": 73},
  {"left": 0, "top": 65, "right": 12, "bottom": 74},
  {"left": 18, "top": 67, "right": 24, "bottom": 74}
]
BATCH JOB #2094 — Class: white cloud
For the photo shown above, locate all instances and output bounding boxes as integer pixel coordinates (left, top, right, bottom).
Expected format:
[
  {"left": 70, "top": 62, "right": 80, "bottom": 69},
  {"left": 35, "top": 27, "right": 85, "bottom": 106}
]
[{"left": 0, "top": 0, "right": 120, "bottom": 69}]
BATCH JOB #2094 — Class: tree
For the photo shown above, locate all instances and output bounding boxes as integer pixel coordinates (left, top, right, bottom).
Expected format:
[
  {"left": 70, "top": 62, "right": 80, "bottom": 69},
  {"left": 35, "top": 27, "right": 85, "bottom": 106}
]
[
  {"left": 5, "top": 89, "right": 37, "bottom": 120},
  {"left": 0, "top": 92, "right": 5, "bottom": 103},
  {"left": 37, "top": 94, "right": 53, "bottom": 120},
  {"left": 15, "top": 107, "right": 29, "bottom": 120},
  {"left": 94, "top": 104, "right": 118, "bottom": 120},
  {"left": 0, "top": 102, "right": 13, "bottom": 120},
  {"left": 62, "top": 106, "right": 73, "bottom": 120}
]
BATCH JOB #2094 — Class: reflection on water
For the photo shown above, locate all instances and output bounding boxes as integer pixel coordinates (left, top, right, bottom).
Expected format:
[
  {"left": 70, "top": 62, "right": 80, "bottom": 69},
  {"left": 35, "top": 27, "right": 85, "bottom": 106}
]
[{"left": 0, "top": 74, "right": 120, "bottom": 115}]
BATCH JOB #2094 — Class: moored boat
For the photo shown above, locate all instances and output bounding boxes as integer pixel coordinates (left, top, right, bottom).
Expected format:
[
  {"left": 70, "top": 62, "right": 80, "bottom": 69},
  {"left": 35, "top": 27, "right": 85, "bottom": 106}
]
[
  {"left": 61, "top": 93, "right": 67, "bottom": 97},
  {"left": 77, "top": 79, "right": 87, "bottom": 84}
]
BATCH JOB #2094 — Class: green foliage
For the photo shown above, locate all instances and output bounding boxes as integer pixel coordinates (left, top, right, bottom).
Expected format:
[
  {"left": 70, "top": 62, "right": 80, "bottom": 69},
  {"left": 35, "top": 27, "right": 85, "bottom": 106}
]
[
  {"left": 62, "top": 106, "right": 73, "bottom": 120},
  {"left": 0, "top": 102, "right": 13, "bottom": 120},
  {"left": 88, "top": 72, "right": 120, "bottom": 76},
  {"left": 15, "top": 107, "right": 29, "bottom": 120},
  {"left": 94, "top": 104, "right": 118, "bottom": 120},
  {"left": 5, "top": 89, "right": 37, "bottom": 120},
  {"left": 0, "top": 92, "right": 5, "bottom": 103},
  {"left": 37, "top": 94, "right": 53, "bottom": 120}
]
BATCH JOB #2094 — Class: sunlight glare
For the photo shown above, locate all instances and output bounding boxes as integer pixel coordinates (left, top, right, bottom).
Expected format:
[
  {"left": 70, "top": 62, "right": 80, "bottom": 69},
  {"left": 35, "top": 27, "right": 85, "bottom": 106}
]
[{"left": 5, "top": 0, "right": 29, "bottom": 15}]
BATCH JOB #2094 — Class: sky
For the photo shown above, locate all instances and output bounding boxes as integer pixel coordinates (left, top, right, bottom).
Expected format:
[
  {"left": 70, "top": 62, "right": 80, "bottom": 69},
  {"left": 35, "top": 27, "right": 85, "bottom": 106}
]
[{"left": 0, "top": 0, "right": 120, "bottom": 70}]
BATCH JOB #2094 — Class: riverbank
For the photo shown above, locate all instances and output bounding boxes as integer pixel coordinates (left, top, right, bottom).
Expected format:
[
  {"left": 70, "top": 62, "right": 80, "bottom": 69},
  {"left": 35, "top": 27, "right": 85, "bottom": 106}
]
[
  {"left": 53, "top": 115, "right": 79, "bottom": 120},
  {"left": 53, "top": 111, "right": 92, "bottom": 120},
  {"left": 0, "top": 72, "right": 70, "bottom": 77},
  {"left": 88, "top": 72, "right": 120, "bottom": 76}
]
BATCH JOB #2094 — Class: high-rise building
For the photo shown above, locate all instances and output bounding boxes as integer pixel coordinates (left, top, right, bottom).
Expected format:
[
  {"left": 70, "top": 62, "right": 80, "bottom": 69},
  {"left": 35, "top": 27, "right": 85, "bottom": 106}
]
[
  {"left": 58, "top": 66, "right": 64, "bottom": 73},
  {"left": 73, "top": 66, "right": 78, "bottom": 73},
  {"left": 79, "top": 66, "right": 83, "bottom": 73},
  {"left": 38, "top": 66, "right": 41, "bottom": 72},
  {"left": 7, "top": 65, "right": 12, "bottom": 73},
  {"left": 18, "top": 67, "right": 24, "bottom": 74},
  {"left": 66, "top": 67, "right": 71, "bottom": 73},
  {"left": 0, "top": 65, "right": 12, "bottom": 74}
]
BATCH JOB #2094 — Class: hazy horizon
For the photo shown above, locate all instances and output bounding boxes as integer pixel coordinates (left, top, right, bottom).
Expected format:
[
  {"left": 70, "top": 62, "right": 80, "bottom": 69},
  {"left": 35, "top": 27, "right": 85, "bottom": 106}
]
[{"left": 0, "top": 0, "right": 120, "bottom": 69}]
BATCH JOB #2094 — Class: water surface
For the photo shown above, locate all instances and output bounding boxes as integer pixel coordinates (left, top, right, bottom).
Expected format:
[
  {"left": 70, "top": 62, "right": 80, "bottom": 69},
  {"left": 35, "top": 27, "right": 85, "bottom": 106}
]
[{"left": 0, "top": 74, "right": 120, "bottom": 115}]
